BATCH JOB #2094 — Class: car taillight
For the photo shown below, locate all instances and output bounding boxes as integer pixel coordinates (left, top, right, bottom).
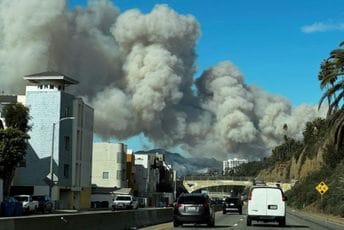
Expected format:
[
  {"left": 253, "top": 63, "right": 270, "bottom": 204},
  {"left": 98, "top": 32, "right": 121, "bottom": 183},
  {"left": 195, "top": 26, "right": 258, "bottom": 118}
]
[
  {"left": 248, "top": 192, "right": 252, "bottom": 200},
  {"left": 175, "top": 203, "right": 182, "bottom": 208},
  {"left": 203, "top": 202, "right": 209, "bottom": 208},
  {"left": 282, "top": 194, "right": 286, "bottom": 201}
]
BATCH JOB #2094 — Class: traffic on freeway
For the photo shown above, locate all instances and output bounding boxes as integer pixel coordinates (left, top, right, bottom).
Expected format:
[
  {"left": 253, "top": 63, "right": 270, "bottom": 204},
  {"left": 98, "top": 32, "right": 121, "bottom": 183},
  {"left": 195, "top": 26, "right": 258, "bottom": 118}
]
[{"left": 141, "top": 207, "right": 344, "bottom": 230}]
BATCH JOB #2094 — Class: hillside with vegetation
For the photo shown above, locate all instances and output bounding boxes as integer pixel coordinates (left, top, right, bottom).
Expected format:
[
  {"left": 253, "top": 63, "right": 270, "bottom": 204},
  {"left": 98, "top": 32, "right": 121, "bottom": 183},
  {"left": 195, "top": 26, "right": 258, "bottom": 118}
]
[
  {"left": 233, "top": 41, "right": 344, "bottom": 217},
  {"left": 135, "top": 149, "right": 222, "bottom": 177},
  {"left": 257, "top": 115, "right": 344, "bottom": 217}
]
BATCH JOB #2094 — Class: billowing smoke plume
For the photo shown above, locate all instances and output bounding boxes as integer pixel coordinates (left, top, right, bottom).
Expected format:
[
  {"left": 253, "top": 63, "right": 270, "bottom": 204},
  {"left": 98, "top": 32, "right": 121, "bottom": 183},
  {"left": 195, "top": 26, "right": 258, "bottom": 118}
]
[{"left": 0, "top": 0, "right": 325, "bottom": 160}]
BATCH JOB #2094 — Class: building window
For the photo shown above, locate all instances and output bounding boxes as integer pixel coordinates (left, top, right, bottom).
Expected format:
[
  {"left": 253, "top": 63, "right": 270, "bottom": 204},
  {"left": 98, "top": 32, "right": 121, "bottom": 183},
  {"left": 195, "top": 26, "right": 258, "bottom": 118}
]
[
  {"left": 64, "top": 136, "right": 70, "bottom": 151},
  {"left": 49, "top": 84, "right": 54, "bottom": 89},
  {"left": 117, "top": 152, "right": 121, "bottom": 163},
  {"left": 117, "top": 170, "right": 121, "bottom": 180},
  {"left": 64, "top": 164, "right": 69, "bottom": 178},
  {"left": 102, "top": 172, "right": 109, "bottom": 179},
  {"left": 64, "top": 107, "right": 70, "bottom": 117}
]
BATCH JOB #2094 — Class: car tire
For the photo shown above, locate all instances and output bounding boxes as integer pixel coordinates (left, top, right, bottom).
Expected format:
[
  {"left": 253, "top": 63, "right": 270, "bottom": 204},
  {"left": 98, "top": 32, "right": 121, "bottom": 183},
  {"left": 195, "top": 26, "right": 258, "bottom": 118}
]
[
  {"left": 207, "top": 219, "right": 215, "bottom": 227},
  {"left": 279, "top": 217, "right": 286, "bottom": 227},
  {"left": 239, "top": 209, "right": 242, "bottom": 215},
  {"left": 246, "top": 216, "right": 252, "bottom": 226},
  {"left": 173, "top": 220, "right": 180, "bottom": 227},
  {"left": 223, "top": 210, "right": 226, "bottom": 214}
]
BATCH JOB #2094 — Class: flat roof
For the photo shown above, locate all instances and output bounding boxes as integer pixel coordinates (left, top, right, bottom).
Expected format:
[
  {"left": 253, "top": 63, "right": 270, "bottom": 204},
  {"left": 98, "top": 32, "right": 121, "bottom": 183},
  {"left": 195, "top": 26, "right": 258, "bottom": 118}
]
[{"left": 24, "top": 71, "right": 79, "bottom": 85}]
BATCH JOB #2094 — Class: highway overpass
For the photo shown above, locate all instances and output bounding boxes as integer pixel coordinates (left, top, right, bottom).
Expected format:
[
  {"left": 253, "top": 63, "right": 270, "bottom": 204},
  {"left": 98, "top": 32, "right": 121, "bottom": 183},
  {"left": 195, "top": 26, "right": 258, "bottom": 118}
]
[{"left": 182, "top": 176, "right": 294, "bottom": 194}]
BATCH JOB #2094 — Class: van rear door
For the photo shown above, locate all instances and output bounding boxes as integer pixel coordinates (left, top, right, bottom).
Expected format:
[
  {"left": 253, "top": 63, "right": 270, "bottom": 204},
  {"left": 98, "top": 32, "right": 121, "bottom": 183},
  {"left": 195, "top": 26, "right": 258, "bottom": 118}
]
[
  {"left": 248, "top": 187, "right": 267, "bottom": 216},
  {"left": 266, "top": 188, "right": 285, "bottom": 216}
]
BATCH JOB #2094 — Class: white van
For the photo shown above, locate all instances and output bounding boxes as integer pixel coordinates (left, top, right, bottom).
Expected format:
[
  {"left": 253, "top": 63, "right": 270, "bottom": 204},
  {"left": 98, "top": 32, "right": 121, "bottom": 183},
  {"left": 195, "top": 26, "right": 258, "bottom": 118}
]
[{"left": 247, "top": 185, "right": 287, "bottom": 226}]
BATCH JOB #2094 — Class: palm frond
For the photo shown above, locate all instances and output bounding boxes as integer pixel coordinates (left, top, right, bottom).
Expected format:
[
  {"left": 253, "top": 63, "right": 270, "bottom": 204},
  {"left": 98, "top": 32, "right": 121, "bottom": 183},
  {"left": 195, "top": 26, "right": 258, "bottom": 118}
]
[
  {"left": 330, "top": 90, "right": 344, "bottom": 111},
  {"left": 330, "top": 49, "right": 344, "bottom": 58}
]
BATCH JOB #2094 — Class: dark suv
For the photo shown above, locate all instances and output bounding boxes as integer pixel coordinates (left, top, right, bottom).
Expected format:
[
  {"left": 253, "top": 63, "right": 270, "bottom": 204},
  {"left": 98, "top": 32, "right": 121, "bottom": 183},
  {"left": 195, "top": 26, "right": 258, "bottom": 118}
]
[
  {"left": 173, "top": 193, "right": 215, "bottom": 227},
  {"left": 32, "top": 195, "right": 53, "bottom": 213},
  {"left": 223, "top": 197, "right": 243, "bottom": 214}
]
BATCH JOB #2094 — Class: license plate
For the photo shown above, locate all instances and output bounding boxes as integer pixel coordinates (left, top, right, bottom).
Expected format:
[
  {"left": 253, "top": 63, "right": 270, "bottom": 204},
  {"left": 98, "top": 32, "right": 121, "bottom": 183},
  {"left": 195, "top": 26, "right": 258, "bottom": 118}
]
[
  {"left": 268, "top": 205, "right": 278, "bottom": 210},
  {"left": 187, "top": 206, "right": 197, "bottom": 211}
]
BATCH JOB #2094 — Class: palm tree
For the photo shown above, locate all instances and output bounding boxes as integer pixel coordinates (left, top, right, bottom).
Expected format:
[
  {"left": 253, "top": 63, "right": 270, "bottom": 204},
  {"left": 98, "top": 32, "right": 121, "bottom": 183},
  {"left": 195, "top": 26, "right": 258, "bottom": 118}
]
[
  {"left": 318, "top": 42, "right": 344, "bottom": 150},
  {"left": 318, "top": 42, "right": 344, "bottom": 116}
]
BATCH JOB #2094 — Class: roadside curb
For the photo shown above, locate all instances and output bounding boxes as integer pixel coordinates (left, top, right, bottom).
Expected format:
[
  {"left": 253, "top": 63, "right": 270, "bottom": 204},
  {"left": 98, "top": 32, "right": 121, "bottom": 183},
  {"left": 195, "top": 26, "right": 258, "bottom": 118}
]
[{"left": 288, "top": 208, "right": 344, "bottom": 226}]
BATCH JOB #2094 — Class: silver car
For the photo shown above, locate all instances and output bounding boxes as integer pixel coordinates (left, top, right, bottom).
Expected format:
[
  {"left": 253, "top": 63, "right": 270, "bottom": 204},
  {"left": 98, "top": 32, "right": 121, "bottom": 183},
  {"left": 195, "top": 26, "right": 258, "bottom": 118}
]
[
  {"left": 112, "top": 195, "right": 138, "bottom": 210},
  {"left": 173, "top": 193, "right": 215, "bottom": 227}
]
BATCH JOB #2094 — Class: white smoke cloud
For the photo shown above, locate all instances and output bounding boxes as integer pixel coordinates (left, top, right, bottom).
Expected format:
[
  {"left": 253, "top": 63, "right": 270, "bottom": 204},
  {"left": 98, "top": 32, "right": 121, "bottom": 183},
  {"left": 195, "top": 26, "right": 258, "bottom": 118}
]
[
  {"left": 301, "top": 21, "right": 344, "bottom": 33},
  {"left": 0, "top": 0, "right": 325, "bottom": 160}
]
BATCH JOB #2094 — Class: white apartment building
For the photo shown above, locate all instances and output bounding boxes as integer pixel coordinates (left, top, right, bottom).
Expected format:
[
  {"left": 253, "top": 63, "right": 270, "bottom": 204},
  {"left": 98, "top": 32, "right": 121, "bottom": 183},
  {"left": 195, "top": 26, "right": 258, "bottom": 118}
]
[
  {"left": 223, "top": 158, "right": 248, "bottom": 173},
  {"left": 12, "top": 71, "right": 94, "bottom": 210},
  {"left": 134, "top": 153, "right": 160, "bottom": 196},
  {"left": 92, "top": 143, "right": 127, "bottom": 188}
]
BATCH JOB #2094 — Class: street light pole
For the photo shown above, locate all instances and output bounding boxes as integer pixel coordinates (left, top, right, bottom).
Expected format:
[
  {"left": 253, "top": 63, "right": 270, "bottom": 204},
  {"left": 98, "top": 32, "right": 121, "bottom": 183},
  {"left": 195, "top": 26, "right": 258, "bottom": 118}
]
[{"left": 49, "top": 116, "right": 75, "bottom": 199}]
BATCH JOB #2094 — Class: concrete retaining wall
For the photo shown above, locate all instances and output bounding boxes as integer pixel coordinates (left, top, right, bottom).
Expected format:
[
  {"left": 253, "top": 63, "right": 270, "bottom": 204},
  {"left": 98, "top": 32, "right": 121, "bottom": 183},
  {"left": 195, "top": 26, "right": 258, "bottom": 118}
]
[{"left": 0, "top": 208, "right": 173, "bottom": 230}]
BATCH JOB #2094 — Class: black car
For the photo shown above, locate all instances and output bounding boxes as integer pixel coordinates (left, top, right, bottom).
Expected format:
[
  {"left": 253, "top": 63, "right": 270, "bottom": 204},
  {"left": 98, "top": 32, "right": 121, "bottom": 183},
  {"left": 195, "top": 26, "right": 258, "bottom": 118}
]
[
  {"left": 173, "top": 193, "right": 215, "bottom": 227},
  {"left": 32, "top": 195, "right": 53, "bottom": 213},
  {"left": 222, "top": 197, "right": 242, "bottom": 214}
]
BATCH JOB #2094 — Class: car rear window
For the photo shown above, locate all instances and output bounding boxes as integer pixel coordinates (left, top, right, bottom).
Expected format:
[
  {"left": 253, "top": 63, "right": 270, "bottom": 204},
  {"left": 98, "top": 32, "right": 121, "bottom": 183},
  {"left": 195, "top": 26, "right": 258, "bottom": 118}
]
[
  {"left": 178, "top": 196, "right": 206, "bottom": 204},
  {"left": 116, "top": 196, "right": 131, "bottom": 201},
  {"left": 251, "top": 187, "right": 284, "bottom": 199},
  {"left": 32, "top": 196, "right": 45, "bottom": 201},
  {"left": 225, "top": 198, "right": 240, "bottom": 203},
  {"left": 14, "top": 196, "right": 28, "bottom": 202}
]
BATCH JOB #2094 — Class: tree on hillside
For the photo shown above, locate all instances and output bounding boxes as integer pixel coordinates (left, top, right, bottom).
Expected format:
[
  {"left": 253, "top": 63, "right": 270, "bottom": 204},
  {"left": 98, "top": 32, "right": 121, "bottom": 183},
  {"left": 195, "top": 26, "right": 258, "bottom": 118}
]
[
  {"left": 0, "top": 103, "right": 30, "bottom": 196},
  {"left": 318, "top": 41, "right": 344, "bottom": 116}
]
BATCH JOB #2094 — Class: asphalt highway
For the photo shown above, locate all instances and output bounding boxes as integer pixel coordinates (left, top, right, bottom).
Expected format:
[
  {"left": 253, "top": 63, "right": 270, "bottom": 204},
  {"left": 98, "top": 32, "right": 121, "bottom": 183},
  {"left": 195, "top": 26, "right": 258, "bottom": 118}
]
[{"left": 140, "top": 207, "right": 344, "bottom": 230}]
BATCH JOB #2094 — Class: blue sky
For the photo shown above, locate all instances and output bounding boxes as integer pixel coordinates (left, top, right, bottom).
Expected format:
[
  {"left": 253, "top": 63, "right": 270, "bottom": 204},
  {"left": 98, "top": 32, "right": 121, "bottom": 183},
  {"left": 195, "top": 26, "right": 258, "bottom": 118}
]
[{"left": 69, "top": 0, "right": 344, "bottom": 152}]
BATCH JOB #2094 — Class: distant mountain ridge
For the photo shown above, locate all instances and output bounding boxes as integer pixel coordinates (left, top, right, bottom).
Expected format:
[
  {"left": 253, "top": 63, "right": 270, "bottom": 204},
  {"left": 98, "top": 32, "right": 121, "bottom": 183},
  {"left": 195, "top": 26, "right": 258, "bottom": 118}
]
[{"left": 135, "top": 149, "right": 222, "bottom": 177}]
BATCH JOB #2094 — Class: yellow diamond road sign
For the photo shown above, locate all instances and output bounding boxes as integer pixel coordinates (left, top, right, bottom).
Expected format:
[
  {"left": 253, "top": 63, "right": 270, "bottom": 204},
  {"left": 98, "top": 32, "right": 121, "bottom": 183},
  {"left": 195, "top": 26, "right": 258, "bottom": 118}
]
[{"left": 315, "top": 181, "right": 329, "bottom": 195}]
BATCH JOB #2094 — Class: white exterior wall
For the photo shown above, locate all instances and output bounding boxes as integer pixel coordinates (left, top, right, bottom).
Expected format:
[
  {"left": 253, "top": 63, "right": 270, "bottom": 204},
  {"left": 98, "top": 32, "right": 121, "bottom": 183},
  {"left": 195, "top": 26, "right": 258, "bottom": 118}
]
[
  {"left": 17, "top": 95, "right": 26, "bottom": 105},
  {"left": 72, "top": 98, "right": 94, "bottom": 190},
  {"left": 92, "top": 143, "right": 127, "bottom": 188},
  {"left": 14, "top": 86, "right": 64, "bottom": 186},
  {"left": 13, "top": 76, "right": 93, "bottom": 207},
  {"left": 223, "top": 158, "right": 248, "bottom": 172},
  {"left": 134, "top": 154, "right": 160, "bottom": 195},
  {"left": 223, "top": 161, "right": 229, "bottom": 172},
  {"left": 134, "top": 154, "right": 148, "bottom": 195}
]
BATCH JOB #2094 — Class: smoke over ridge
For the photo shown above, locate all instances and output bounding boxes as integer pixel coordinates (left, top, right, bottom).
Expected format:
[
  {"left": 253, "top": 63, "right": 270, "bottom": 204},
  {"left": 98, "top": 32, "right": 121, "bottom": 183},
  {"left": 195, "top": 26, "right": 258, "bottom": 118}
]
[{"left": 0, "top": 0, "right": 325, "bottom": 160}]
